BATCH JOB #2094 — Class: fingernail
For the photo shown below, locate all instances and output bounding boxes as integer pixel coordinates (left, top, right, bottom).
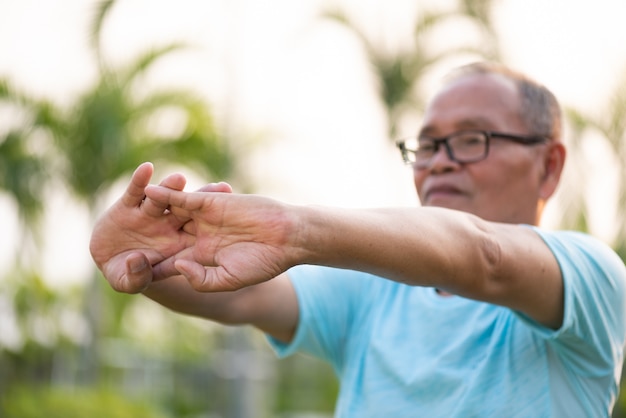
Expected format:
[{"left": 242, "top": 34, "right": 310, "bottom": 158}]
[{"left": 130, "top": 258, "right": 147, "bottom": 273}]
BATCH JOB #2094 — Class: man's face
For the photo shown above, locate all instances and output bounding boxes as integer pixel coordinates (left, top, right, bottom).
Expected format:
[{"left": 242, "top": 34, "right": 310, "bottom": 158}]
[{"left": 414, "top": 73, "right": 549, "bottom": 224}]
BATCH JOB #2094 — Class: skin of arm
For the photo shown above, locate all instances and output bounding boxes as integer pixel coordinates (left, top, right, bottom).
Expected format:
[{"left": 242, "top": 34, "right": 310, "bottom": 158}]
[
  {"left": 145, "top": 185, "right": 564, "bottom": 330},
  {"left": 141, "top": 274, "right": 298, "bottom": 343}
]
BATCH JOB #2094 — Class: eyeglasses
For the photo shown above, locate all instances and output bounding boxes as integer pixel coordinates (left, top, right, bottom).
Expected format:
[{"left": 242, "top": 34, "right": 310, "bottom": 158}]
[{"left": 396, "top": 130, "right": 548, "bottom": 169}]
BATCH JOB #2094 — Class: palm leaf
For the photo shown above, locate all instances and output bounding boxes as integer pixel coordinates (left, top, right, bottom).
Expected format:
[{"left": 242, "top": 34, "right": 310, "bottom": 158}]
[
  {"left": 457, "top": 0, "right": 496, "bottom": 30},
  {"left": 0, "top": 130, "right": 48, "bottom": 227},
  {"left": 89, "top": 0, "right": 116, "bottom": 68},
  {"left": 117, "top": 42, "right": 191, "bottom": 88},
  {"left": 322, "top": 6, "right": 496, "bottom": 138}
]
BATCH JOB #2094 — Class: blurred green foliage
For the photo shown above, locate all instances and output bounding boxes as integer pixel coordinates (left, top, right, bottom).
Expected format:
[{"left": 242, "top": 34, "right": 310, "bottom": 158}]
[
  {"left": 324, "top": 0, "right": 501, "bottom": 139},
  {"left": 0, "top": 385, "right": 168, "bottom": 418}
]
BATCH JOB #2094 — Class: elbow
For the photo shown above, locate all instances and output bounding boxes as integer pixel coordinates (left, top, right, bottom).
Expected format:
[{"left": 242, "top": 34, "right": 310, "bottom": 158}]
[{"left": 469, "top": 218, "right": 505, "bottom": 300}]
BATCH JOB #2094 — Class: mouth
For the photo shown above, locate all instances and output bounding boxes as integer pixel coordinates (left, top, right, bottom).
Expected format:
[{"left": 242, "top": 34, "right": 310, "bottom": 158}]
[{"left": 423, "top": 185, "right": 465, "bottom": 204}]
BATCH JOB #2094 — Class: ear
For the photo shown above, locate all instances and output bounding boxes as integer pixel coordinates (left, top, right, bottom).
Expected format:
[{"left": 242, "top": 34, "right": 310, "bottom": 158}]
[{"left": 539, "top": 142, "right": 566, "bottom": 200}]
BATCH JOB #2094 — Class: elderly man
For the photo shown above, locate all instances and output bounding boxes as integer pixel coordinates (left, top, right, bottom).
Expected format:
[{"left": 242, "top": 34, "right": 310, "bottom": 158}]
[{"left": 90, "top": 62, "right": 626, "bottom": 417}]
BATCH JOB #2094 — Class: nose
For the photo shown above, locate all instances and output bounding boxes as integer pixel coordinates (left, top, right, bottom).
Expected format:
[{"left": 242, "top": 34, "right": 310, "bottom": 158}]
[{"left": 421, "top": 142, "right": 458, "bottom": 173}]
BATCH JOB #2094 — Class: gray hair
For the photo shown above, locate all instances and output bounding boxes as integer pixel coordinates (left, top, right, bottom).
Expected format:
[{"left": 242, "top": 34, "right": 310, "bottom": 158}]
[{"left": 445, "top": 62, "right": 562, "bottom": 142}]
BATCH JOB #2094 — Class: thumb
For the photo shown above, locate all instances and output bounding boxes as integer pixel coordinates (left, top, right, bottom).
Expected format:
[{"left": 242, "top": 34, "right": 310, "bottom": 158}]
[{"left": 123, "top": 252, "right": 154, "bottom": 293}]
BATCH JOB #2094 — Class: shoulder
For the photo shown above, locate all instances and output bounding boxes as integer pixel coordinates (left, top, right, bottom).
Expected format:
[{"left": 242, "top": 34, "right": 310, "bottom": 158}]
[
  {"left": 528, "top": 228, "right": 626, "bottom": 344},
  {"left": 529, "top": 228, "right": 626, "bottom": 312},
  {"left": 529, "top": 228, "right": 625, "bottom": 281}
]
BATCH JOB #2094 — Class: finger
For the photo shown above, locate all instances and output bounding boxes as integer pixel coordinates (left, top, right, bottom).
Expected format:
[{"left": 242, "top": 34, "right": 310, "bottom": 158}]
[
  {"left": 145, "top": 186, "right": 207, "bottom": 211},
  {"left": 121, "top": 162, "right": 154, "bottom": 208},
  {"left": 102, "top": 252, "right": 153, "bottom": 294},
  {"left": 166, "top": 182, "right": 233, "bottom": 223},
  {"left": 175, "top": 260, "right": 245, "bottom": 292},
  {"left": 175, "top": 259, "right": 218, "bottom": 290},
  {"left": 196, "top": 182, "right": 233, "bottom": 194},
  {"left": 123, "top": 252, "right": 154, "bottom": 293},
  {"left": 152, "top": 246, "right": 195, "bottom": 280},
  {"left": 181, "top": 220, "right": 196, "bottom": 235},
  {"left": 142, "top": 173, "right": 187, "bottom": 217}
]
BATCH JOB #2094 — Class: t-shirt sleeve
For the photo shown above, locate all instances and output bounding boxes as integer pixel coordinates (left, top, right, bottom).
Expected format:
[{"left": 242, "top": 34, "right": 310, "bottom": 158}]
[
  {"left": 520, "top": 228, "right": 626, "bottom": 374},
  {"left": 266, "top": 265, "right": 379, "bottom": 370}
]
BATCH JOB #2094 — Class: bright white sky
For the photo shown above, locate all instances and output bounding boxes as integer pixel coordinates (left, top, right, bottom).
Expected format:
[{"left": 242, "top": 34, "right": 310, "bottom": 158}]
[{"left": 1, "top": 0, "right": 625, "bottom": 286}]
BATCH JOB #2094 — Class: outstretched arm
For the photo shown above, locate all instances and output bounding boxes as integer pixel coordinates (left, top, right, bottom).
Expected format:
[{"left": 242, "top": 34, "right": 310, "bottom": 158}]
[{"left": 145, "top": 186, "right": 564, "bottom": 329}]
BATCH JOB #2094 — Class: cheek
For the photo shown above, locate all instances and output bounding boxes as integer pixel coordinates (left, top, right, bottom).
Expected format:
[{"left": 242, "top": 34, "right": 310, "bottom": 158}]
[
  {"left": 413, "top": 169, "right": 427, "bottom": 198},
  {"left": 466, "top": 163, "right": 515, "bottom": 202},
  {"left": 478, "top": 160, "right": 537, "bottom": 200}
]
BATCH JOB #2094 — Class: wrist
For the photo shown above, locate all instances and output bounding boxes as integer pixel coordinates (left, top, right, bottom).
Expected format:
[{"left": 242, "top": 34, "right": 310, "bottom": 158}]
[{"left": 290, "top": 204, "right": 342, "bottom": 267}]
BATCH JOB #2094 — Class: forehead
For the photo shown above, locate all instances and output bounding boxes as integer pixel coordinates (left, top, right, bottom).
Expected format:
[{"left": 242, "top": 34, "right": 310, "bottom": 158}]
[{"left": 420, "top": 73, "right": 525, "bottom": 134}]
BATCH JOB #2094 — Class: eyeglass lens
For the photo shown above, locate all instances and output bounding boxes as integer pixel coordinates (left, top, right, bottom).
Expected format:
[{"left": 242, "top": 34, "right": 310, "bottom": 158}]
[{"left": 405, "top": 131, "right": 488, "bottom": 166}]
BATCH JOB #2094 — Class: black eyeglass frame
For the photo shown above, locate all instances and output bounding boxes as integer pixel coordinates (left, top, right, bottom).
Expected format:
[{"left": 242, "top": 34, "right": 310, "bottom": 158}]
[{"left": 396, "top": 130, "right": 548, "bottom": 167}]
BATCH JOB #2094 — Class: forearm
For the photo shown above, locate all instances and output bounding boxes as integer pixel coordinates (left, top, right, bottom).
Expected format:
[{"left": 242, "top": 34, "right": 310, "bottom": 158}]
[
  {"left": 295, "top": 205, "right": 502, "bottom": 297},
  {"left": 141, "top": 273, "right": 298, "bottom": 342},
  {"left": 141, "top": 276, "right": 242, "bottom": 324}
]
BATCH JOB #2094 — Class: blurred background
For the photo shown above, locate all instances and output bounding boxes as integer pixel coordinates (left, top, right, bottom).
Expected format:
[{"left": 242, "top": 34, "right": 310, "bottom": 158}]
[{"left": 1, "top": 0, "right": 626, "bottom": 416}]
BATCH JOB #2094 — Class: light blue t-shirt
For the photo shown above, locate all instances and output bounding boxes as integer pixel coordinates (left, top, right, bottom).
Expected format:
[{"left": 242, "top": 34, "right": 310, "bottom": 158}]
[{"left": 268, "top": 229, "right": 626, "bottom": 417}]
